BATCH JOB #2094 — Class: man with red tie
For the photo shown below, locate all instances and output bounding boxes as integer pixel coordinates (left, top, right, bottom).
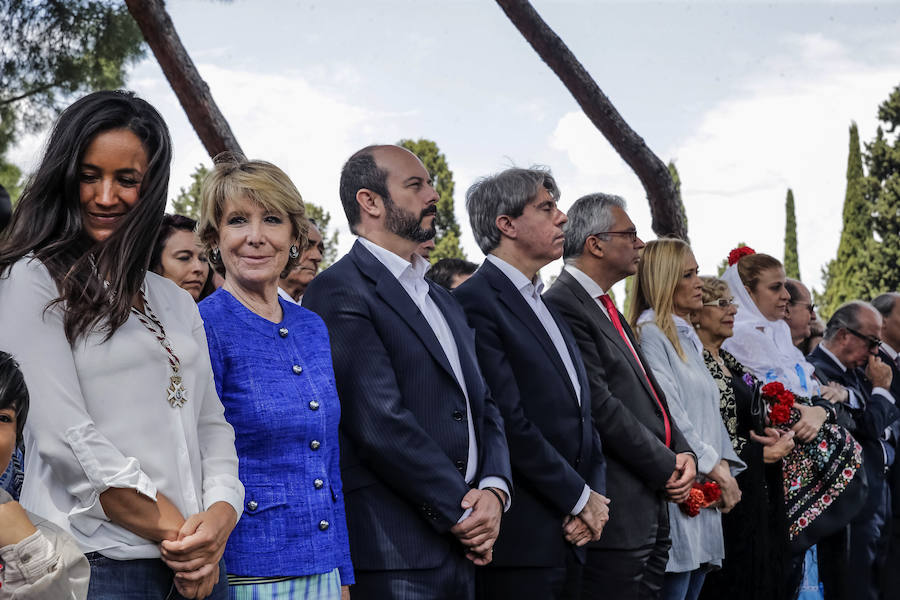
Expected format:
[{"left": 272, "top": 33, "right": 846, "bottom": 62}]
[{"left": 544, "top": 193, "right": 696, "bottom": 600}]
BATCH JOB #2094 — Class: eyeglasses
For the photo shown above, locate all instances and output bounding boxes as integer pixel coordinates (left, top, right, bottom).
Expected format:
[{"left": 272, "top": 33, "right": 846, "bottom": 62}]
[
  {"left": 791, "top": 301, "right": 817, "bottom": 315},
  {"left": 703, "top": 298, "right": 737, "bottom": 309},
  {"left": 845, "top": 327, "right": 882, "bottom": 350},
  {"left": 590, "top": 229, "right": 639, "bottom": 243}
]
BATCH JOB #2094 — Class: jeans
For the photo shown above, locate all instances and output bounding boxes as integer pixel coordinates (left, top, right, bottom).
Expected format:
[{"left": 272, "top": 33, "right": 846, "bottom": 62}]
[
  {"left": 86, "top": 552, "right": 228, "bottom": 600},
  {"left": 660, "top": 569, "right": 707, "bottom": 600}
]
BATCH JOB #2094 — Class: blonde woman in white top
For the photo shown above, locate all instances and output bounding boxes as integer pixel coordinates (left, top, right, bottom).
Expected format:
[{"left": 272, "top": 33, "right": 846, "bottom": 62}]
[
  {"left": 628, "top": 239, "right": 745, "bottom": 600},
  {"left": 0, "top": 91, "right": 243, "bottom": 600}
]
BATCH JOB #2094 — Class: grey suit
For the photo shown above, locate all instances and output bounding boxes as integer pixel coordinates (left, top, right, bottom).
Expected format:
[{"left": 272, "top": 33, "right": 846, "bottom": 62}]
[{"left": 544, "top": 269, "right": 693, "bottom": 599}]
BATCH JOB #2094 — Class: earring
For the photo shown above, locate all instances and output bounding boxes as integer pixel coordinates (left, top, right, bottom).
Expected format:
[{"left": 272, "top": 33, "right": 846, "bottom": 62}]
[
  {"left": 211, "top": 247, "right": 220, "bottom": 262},
  {"left": 289, "top": 244, "right": 300, "bottom": 259}
]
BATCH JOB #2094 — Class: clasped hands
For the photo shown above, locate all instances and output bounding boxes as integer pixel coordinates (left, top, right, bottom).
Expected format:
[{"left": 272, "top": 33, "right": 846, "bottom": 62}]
[
  {"left": 159, "top": 502, "right": 237, "bottom": 599},
  {"left": 561, "top": 490, "right": 610, "bottom": 547},
  {"left": 450, "top": 487, "right": 506, "bottom": 566}
]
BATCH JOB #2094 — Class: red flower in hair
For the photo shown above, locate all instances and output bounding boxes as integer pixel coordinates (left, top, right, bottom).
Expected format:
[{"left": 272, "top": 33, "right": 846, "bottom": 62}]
[{"left": 727, "top": 246, "right": 756, "bottom": 266}]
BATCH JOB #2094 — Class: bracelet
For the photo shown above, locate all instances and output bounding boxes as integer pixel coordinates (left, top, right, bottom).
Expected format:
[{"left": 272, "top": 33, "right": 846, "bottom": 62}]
[{"left": 485, "top": 487, "right": 505, "bottom": 509}]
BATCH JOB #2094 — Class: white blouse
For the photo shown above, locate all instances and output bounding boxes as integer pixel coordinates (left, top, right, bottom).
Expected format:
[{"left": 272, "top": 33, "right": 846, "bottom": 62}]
[{"left": 0, "top": 257, "right": 243, "bottom": 560}]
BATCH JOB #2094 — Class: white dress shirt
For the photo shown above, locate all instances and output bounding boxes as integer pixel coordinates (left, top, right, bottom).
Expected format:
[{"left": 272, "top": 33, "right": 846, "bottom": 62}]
[
  {"left": 0, "top": 257, "right": 244, "bottom": 559},
  {"left": 357, "top": 238, "right": 509, "bottom": 510},
  {"left": 486, "top": 255, "right": 591, "bottom": 515}
]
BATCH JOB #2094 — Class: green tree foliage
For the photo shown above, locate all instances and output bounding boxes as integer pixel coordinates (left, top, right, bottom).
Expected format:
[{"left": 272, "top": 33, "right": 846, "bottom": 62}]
[
  {"left": 820, "top": 123, "right": 875, "bottom": 319},
  {"left": 303, "top": 202, "right": 339, "bottom": 270},
  {"left": 398, "top": 138, "right": 465, "bottom": 262},
  {"left": 865, "top": 85, "right": 900, "bottom": 296},
  {"left": 783, "top": 188, "right": 800, "bottom": 280},
  {"left": 668, "top": 161, "right": 689, "bottom": 244},
  {"left": 0, "top": 160, "right": 24, "bottom": 205},
  {"left": 170, "top": 163, "right": 208, "bottom": 221},
  {"left": 169, "top": 164, "right": 340, "bottom": 269},
  {"left": 0, "top": 0, "right": 146, "bottom": 158}
]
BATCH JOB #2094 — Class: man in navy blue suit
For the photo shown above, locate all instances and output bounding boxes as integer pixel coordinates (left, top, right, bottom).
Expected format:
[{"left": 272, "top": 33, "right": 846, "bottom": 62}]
[
  {"left": 807, "top": 301, "right": 900, "bottom": 600},
  {"left": 454, "top": 167, "right": 608, "bottom": 599},
  {"left": 303, "top": 145, "right": 512, "bottom": 599}
]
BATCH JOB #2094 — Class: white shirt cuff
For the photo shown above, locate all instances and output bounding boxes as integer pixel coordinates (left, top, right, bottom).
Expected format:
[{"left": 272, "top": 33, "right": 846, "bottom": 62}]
[
  {"left": 203, "top": 481, "right": 246, "bottom": 523},
  {"left": 478, "top": 477, "right": 511, "bottom": 512},
  {"left": 571, "top": 484, "right": 591, "bottom": 516}
]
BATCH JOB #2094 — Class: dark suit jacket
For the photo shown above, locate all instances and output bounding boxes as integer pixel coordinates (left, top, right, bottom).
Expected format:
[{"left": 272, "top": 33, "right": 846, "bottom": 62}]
[
  {"left": 544, "top": 269, "right": 693, "bottom": 550},
  {"left": 808, "top": 345, "right": 900, "bottom": 516},
  {"left": 878, "top": 347, "right": 900, "bottom": 515},
  {"left": 453, "top": 259, "right": 605, "bottom": 568},
  {"left": 302, "top": 241, "right": 512, "bottom": 571}
]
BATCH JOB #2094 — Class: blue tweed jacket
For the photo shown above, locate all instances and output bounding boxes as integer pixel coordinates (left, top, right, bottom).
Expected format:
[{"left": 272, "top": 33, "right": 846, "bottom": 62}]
[{"left": 199, "top": 289, "right": 353, "bottom": 583}]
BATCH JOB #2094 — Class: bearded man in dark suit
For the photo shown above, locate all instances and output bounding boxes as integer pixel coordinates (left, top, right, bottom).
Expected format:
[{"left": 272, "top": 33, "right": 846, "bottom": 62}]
[{"left": 304, "top": 145, "right": 512, "bottom": 600}]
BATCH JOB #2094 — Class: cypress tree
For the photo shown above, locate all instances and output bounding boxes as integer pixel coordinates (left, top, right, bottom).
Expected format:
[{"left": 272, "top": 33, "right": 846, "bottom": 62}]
[
  {"left": 783, "top": 189, "right": 800, "bottom": 280},
  {"left": 866, "top": 85, "right": 900, "bottom": 295},
  {"left": 820, "top": 123, "right": 875, "bottom": 319}
]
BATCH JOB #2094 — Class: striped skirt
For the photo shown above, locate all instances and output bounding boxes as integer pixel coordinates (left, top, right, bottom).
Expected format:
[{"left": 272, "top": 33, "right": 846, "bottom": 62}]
[{"left": 228, "top": 568, "right": 341, "bottom": 600}]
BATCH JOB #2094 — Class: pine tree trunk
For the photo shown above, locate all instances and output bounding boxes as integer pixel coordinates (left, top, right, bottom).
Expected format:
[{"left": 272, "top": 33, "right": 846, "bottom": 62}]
[
  {"left": 124, "top": 0, "right": 243, "bottom": 158},
  {"left": 495, "top": 0, "right": 686, "bottom": 239}
]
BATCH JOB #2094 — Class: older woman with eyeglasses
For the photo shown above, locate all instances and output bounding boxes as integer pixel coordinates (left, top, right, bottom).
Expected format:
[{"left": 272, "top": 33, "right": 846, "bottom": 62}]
[{"left": 692, "top": 277, "right": 793, "bottom": 600}]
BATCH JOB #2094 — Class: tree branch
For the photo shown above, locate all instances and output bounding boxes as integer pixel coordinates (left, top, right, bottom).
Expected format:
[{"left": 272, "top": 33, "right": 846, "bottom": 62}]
[
  {"left": 495, "top": 0, "right": 686, "bottom": 239},
  {"left": 0, "top": 81, "right": 63, "bottom": 107},
  {"left": 124, "top": 0, "right": 243, "bottom": 158}
]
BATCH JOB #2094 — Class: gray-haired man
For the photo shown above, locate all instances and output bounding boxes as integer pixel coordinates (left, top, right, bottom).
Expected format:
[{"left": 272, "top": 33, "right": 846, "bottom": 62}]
[{"left": 544, "top": 193, "right": 696, "bottom": 599}]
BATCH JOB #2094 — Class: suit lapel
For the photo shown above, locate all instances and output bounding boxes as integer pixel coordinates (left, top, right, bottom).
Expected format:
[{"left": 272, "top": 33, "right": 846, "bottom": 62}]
[
  {"left": 351, "top": 241, "right": 457, "bottom": 383},
  {"left": 557, "top": 270, "right": 658, "bottom": 401},
  {"left": 482, "top": 261, "right": 580, "bottom": 405}
]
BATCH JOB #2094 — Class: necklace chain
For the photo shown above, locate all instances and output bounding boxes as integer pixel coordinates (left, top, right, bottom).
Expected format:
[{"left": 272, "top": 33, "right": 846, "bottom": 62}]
[{"left": 130, "top": 290, "right": 188, "bottom": 408}]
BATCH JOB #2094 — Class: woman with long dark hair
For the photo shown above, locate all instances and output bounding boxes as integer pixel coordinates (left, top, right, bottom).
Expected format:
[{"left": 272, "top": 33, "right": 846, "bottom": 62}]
[{"left": 0, "top": 90, "right": 243, "bottom": 600}]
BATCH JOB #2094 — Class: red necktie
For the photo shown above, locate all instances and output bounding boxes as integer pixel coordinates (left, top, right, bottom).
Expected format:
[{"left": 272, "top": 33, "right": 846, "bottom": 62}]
[{"left": 598, "top": 294, "right": 672, "bottom": 447}]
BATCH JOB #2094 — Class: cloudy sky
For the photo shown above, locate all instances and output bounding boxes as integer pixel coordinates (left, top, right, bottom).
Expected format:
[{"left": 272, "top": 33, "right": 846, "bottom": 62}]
[{"left": 10, "top": 0, "right": 900, "bottom": 298}]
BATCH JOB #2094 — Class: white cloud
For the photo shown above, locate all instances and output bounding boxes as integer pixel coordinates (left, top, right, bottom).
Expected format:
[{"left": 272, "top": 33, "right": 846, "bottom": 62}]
[{"left": 547, "top": 32, "right": 900, "bottom": 293}]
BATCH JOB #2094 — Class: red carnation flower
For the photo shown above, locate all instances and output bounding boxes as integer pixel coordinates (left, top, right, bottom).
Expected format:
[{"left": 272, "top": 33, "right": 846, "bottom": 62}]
[
  {"left": 700, "top": 481, "right": 722, "bottom": 504},
  {"left": 679, "top": 487, "right": 705, "bottom": 517},
  {"left": 762, "top": 382, "right": 785, "bottom": 396},
  {"left": 770, "top": 403, "right": 792, "bottom": 425},
  {"left": 727, "top": 246, "right": 756, "bottom": 266}
]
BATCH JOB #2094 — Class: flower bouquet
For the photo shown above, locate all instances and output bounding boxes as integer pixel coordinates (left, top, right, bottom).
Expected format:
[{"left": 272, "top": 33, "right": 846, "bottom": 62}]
[{"left": 679, "top": 481, "right": 722, "bottom": 517}]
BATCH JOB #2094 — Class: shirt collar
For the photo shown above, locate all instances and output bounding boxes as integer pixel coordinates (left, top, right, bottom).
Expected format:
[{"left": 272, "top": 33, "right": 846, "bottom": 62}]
[
  {"left": 358, "top": 236, "right": 430, "bottom": 282},
  {"left": 881, "top": 342, "right": 899, "bottom": 361},
  {"left": 563, "top": 264, "right": 606, "bottom": 299},
  {"left": 486, "top": 254, "right": 543, "bottom": 297},
  {"left": 819, "top": 343, "right": 848, "bottom": 372}
]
